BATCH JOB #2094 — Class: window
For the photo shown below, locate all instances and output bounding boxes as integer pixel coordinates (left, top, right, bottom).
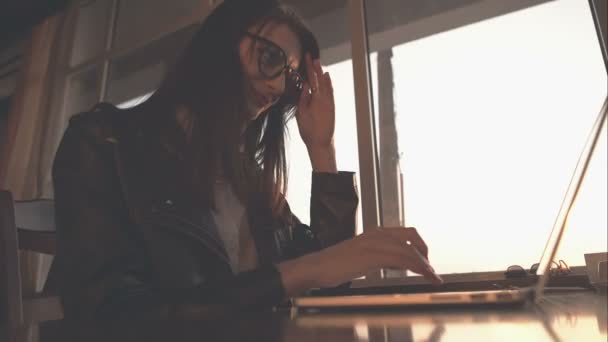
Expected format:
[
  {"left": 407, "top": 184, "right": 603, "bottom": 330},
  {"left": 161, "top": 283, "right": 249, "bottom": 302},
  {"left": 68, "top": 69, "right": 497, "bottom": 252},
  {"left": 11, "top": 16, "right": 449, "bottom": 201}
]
[
  {"left": 44, "top": 0, "right": 210, "bottom": 195},
  {"left": 70, "top": 0, "right": 112, "bottom": 66},
  {"left": 63, "top": 66, "right": 103, "bottom": 120},
  {"left": 106, "top": 25, "right": 197, "bottom": 107},
  {"left": 265, "top": 1, "right": 365, "bottom": 232},
  {"left": 57, "top": 0, "right": 208, "bottom": 118},
  {"left": 366, "top": 0, "right": 607, "bottom": 273},
  {"left": 113, "top": 0, "right": 204, "bottom": 50}
]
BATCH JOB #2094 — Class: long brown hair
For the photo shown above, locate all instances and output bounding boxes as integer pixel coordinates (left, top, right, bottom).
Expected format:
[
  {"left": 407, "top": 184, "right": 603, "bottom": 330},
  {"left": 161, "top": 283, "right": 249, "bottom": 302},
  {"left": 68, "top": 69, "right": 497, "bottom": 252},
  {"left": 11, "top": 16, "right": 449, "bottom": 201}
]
[{"left": 126, "top": 0, "right": 319, "bottom": 217}]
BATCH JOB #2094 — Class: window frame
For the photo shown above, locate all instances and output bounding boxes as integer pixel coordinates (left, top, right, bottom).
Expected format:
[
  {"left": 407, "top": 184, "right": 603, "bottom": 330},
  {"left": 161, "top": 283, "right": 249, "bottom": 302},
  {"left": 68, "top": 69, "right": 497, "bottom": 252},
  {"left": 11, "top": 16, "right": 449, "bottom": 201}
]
[
  {"left": 46, "top": 0, "right": 607, "bottom": 279},
  {"left": 66, "top": 0, "right": 212, "bottom": 93},
  {"left": 353, "top": 0, "right": 607, "bottom": 279},
  {"left": 41, "top": 0, "right": 214, "bottom": 195}
]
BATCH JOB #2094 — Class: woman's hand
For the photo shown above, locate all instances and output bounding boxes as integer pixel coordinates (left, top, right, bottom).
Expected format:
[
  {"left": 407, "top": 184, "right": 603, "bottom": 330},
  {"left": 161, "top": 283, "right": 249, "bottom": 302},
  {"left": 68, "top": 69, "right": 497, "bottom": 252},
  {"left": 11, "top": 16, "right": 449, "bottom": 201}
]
[
  {"left": 277, "top": 227, "right": 444, "bottom": 296},
  {"left": 296, "top": 53, "right": 335, "bottom": 148},
  {"left": 296, "top": 54, "right": 338, "bottom": 173}
]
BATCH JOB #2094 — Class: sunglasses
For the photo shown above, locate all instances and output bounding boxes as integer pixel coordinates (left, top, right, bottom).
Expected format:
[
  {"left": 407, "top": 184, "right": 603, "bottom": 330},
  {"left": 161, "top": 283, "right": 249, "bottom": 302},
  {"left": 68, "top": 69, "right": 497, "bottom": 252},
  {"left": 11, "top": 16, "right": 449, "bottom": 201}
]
[
  {"left": 244, "top": 32, "right": 304, "bottom": 104},
  {"left": 505, "top": 259, "right": 571, "bottom": 278}
]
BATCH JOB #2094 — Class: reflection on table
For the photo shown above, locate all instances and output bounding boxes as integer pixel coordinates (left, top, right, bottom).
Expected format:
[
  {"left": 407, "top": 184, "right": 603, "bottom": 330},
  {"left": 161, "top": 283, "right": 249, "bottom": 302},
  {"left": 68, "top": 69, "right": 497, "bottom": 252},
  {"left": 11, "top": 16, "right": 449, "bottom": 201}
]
[
  {"left": 40, "top": 290, "right": 606, "bottom": 342},
  {"left": 289, "top": 291, "right": 607, "bottom": 342}
]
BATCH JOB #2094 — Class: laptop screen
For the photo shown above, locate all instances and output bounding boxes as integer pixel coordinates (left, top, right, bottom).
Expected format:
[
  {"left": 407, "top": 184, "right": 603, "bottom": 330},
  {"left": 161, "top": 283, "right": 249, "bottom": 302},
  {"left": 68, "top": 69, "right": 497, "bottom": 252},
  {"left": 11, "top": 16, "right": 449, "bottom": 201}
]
[
  {"left": 534, "top": 1, "right": 608, "bottom": 300},
  {"left": 535, "top": 98, "right": 607, "bottom": 296}
]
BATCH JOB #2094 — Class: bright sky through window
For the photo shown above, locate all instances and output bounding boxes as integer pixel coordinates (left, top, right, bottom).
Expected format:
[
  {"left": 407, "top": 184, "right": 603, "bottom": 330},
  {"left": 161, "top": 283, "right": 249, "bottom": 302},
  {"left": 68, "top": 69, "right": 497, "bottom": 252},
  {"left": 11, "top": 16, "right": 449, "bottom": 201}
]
[{"left": 286, "top": 0, "right": 607, "bottom": 274}]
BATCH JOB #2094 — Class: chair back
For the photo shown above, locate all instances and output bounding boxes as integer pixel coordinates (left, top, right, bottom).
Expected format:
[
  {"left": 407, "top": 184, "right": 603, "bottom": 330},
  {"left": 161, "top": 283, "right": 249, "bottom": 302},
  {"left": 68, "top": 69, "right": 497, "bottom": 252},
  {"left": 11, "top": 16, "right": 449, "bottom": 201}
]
[
  {"left": 14, "top": 198, "right": 56, "bottom": 254},
  {"left": 0, "top": 191, "right": 57, "bottom": 334},
  {"left": 14, "top": 198, "right": 55, "bottom": 234},
  {"left": 0, "top": 190, "right": 24, "bottom": 331}
]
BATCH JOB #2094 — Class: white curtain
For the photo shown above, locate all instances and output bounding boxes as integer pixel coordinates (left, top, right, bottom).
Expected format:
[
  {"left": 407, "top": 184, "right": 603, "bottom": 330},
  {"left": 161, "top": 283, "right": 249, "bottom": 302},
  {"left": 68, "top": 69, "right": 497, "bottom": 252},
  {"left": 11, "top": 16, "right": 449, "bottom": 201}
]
[{"left": 2, "top": 13, "right": 67, "bottom": 342}]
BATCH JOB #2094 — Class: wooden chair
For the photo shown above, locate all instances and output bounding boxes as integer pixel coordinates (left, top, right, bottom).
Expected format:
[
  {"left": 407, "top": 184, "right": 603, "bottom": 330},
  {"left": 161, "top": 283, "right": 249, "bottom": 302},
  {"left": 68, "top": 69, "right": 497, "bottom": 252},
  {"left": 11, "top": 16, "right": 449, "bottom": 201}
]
[{"left": 0, "top": 190, "right": 63, "bottom": 342}]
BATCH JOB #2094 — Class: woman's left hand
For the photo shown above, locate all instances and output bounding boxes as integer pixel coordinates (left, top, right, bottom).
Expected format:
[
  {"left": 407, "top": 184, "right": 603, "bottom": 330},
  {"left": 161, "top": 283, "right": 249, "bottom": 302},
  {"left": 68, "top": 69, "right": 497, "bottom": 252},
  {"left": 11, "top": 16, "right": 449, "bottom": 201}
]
[{"left": 296, "top": 53, "right": 335, "bottom": 149}]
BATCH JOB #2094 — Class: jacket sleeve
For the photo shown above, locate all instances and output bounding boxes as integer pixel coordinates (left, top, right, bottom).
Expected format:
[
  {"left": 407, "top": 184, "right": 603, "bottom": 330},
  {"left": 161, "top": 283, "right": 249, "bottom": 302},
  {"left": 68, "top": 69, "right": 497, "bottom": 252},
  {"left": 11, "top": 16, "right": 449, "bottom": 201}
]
[
  {"left": 283, "top": 172, "right": 359, "bottom": 258},
  {"left": 52, "top": 117, "right": 285, "bottom": 320},
  {"left": 310, "top": 171, "right": 359, "bottom": 248}
]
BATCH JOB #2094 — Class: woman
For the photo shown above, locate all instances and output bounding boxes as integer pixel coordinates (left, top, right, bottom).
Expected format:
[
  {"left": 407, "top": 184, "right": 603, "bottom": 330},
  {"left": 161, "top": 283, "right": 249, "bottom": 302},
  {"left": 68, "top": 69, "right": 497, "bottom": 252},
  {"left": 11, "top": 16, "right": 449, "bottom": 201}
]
[{"left": 48, "top": 0, "right": 442, "bottom": 320}]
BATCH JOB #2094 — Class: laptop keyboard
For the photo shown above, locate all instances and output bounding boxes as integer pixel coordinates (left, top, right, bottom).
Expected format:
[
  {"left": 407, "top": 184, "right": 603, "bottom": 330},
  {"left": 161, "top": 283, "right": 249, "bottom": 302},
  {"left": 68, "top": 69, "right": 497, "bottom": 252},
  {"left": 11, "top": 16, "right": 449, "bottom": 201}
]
[
  {"left": 309, "top": 280, "right": 519, "bottom": 297},
  {"left": 308, "top": 274, "right": 590, "bottom": 297}
]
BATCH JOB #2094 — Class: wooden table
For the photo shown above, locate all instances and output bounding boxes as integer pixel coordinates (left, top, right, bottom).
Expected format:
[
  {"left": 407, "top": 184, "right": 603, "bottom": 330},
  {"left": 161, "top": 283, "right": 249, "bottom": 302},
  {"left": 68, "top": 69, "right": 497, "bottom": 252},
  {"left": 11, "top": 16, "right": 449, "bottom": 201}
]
[{"left": 40, "top": 290, "right": 607, "bottom": 342}]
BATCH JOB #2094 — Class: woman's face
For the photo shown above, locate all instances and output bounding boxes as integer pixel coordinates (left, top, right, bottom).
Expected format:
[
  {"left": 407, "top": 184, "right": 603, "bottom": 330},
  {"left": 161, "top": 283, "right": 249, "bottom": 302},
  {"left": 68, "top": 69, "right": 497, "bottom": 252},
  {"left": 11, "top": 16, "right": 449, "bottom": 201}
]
[{"left": 239, "top": 22, "right": 303, "bottom": 120}]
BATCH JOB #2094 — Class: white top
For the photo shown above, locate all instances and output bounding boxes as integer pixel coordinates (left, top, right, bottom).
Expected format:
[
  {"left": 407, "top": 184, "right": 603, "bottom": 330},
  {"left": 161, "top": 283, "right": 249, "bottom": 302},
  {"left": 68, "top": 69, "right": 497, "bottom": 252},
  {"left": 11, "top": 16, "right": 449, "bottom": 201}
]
[{"left": 211, "top": 180, "right": 257, "bottom": 274}]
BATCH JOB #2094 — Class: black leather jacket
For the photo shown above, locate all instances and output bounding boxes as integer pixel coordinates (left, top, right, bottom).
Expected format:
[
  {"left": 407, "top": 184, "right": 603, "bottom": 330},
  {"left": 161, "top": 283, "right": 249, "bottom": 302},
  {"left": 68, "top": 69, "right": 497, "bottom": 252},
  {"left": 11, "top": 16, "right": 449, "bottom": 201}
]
[{"left": 46, "top": 104, "right": 359, "bottom": 320}]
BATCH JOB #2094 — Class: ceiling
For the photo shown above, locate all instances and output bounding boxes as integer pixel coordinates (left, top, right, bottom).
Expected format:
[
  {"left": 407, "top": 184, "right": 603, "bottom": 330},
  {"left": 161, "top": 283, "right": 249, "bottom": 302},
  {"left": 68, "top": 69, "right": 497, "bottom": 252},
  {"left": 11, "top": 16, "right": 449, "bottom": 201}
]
[
  {"left": 0, "top": 0, "right": 70, "bottom": 49},
  {"left": 282, "top": 0, "right": 347, "bottom": 19}
]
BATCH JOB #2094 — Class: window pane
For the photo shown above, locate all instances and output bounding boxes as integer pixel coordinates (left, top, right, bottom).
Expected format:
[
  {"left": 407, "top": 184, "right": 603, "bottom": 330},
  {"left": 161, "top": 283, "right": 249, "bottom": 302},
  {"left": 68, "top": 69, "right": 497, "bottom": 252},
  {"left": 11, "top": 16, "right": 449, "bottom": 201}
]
[
  {"left": 559, "top": 121, "right": 607, "bottom": 267},
  {"left": 70, "top": 0, "right": 112, "bottom": 66},
  {"left": 281, "top": 1, "right": 362, "bottom": 233},
  {"left": 63, "top": 66, "right": 102, "bottom": 118},
  {"left": 367, "top": 0, "right": 607, "bottom": 273},
  {"left": 105, "top": 25, "right": 197, "bottom": 107},
  {"left": 113, "top": 0, "right": 204, "bottom": 50}
]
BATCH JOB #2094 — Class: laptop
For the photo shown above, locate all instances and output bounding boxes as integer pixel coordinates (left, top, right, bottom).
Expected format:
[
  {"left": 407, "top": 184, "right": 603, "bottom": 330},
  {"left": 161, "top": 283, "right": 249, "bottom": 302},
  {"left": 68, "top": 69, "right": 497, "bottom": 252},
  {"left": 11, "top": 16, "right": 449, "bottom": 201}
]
[
  {"left": 294, "top": 1, "right": 608, "bottom": 309},
  {"left": 295, "top": 96, "right": 606, "bottom": 310}
]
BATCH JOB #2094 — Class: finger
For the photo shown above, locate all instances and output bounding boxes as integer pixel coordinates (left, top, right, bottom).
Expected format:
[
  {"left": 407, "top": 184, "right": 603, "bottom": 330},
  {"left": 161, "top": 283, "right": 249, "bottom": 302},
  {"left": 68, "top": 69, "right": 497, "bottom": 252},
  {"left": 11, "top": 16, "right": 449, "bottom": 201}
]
[
  {"left": 362, "top": 230, "right": 443, "bottom": 286},
  {"left": 324, "top": 72, "right": 333, "bottom": 92},
  {"left": 314, "top": 59, "right": 324, "bottom": 78},
  {"left": 312, "top": 70, "right": 320, "bottom": 92},
  {"left": 368, "top": 234, "right": 424, "bottom": 267},
  {"left": 367, "top": 240, "right": 416, "bottom": 269},
  {"left": 379, "top": 244, "right": 442, "bottom": 285},
  {"left": 400, "top": 245, "right": 442, "bottom": 285},
  {"left": 408, "top": 263, "right": 444, "bottom": 286},
  {"left": 319, "top": 71, "right": 330, "bottom": 92},
  {"left": 403, "top": 228, "right": 429, "bottom": 259},
  {"left": 298, "top": 82, "right": 312, "bottom": 109},
  {"left": 314, "top": 59, "right": 323, "bottom": 90},
  {"left": 305, "top": 54, "right": 317, "bottom": 90},
  {"left": 383, "top": 227, "right": 429, "bottom": 259}
]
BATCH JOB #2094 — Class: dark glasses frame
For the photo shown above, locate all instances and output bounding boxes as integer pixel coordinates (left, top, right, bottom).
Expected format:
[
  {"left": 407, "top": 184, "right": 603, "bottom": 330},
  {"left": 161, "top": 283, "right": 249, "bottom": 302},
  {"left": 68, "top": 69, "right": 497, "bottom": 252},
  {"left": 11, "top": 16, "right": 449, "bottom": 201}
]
[{"left": 243, "top": 32, "right": 304, "bottom": 95}]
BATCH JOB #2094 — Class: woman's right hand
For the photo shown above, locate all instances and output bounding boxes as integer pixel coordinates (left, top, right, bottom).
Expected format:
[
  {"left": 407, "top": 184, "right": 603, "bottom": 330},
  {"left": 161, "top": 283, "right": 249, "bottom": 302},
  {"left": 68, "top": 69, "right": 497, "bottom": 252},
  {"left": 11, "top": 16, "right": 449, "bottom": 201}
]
[{"left": 277, "top": 227, "right": 444, "bottom": 297}]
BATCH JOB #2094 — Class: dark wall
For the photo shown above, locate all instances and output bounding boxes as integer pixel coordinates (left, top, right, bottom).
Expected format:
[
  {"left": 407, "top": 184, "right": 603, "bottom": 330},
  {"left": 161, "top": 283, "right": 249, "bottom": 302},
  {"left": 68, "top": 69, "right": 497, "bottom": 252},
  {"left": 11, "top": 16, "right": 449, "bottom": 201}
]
[
  {"left": 590, "top": 0, "right": 607, "bottom": 71},
  {"left": 0, "top": 0, "right": 69, "bottom": 49},
  {"left": 0, "top": 96, "right": 12, "bottom": 167}
]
